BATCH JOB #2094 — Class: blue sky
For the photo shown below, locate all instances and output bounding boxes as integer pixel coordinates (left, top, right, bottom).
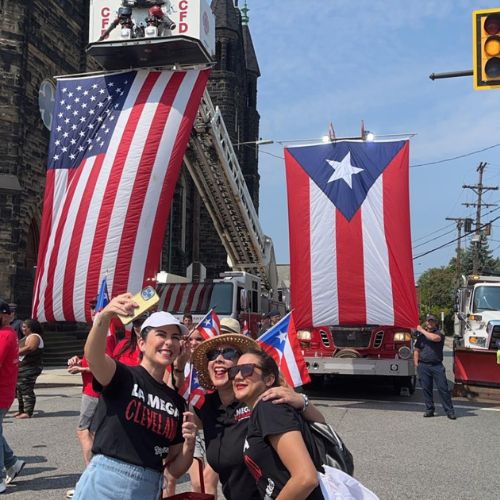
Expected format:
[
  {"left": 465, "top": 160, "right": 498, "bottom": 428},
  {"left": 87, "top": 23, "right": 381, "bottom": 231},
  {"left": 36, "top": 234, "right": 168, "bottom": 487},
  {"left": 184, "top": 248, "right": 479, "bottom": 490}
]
[{"left": 245, "top": 0, "right": 500, "bottom": 279}]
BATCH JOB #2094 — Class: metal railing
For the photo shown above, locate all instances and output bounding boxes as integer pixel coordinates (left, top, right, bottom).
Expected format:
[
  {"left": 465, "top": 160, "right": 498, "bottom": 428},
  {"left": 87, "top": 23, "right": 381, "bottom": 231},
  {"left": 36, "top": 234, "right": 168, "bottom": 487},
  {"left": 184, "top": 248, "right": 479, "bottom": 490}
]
[{"left": 184, "top": 91, "right": 277, "bottom": 292}]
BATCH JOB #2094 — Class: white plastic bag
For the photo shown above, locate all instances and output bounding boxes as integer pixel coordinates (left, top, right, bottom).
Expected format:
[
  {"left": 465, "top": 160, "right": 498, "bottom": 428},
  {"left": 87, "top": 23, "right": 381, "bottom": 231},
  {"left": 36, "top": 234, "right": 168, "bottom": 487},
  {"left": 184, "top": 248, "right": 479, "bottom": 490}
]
[{"left": 318, "top": 465, "right": 379, "bottom": 500}]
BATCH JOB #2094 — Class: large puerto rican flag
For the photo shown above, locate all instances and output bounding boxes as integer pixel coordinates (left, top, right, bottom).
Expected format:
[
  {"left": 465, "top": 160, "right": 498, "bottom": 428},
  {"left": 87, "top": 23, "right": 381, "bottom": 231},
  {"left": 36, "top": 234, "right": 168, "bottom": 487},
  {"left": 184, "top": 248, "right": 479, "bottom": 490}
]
[
  {"left": 285, "top": 140, "right": 418, "bottom": 329},
  {"left": 32, "top": 68, "right": 210, "bottom": 322}
]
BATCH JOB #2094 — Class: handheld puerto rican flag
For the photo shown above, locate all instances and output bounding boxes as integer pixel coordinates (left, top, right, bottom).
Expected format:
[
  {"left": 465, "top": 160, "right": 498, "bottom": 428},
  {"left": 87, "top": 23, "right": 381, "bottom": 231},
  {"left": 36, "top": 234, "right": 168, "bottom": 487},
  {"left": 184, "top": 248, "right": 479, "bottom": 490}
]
[
  {"left": 242, "top": 319, "right": 250, "bottom": 337},
  {"left": 95, "top": 275, "right": 109, "bottom": 313},
  {"left": 196, "top": 309, "right": 221, "bottom": 340},
  {"left": 178, "top": 364, "right": 206, "bottom": 410},
  {"left": 285, "top": 140, "right": 418, "bottom": 329},
  {"left": 257, "top": 312, "right": 310, "bottom": 388}
]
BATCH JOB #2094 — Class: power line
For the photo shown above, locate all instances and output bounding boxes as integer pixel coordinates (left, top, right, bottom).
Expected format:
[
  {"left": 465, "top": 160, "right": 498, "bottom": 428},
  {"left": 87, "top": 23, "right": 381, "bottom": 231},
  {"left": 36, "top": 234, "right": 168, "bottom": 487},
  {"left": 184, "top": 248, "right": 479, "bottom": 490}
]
[
  {"left": 413, "top": 223, "right": 455, "bottom": 243},
  {"left": 256, "top": 140, "right": 500, "bottom": 169},
  {"left": 410, "top": 143, "right": 500, "bottom": 168},
  {"left": 412, "top": 227, "right": 456, "bottom": 250},
  {"left": 413, "top": 215, "right": 500, "bottom": 260}
]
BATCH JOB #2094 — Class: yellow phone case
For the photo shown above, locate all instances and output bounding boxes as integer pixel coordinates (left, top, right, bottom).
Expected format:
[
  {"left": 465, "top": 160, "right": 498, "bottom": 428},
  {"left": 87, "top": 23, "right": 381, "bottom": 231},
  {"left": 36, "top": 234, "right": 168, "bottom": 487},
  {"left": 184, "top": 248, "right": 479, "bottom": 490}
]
[{"left": 117, "top": 286, "right": 160, "bottom": 325}]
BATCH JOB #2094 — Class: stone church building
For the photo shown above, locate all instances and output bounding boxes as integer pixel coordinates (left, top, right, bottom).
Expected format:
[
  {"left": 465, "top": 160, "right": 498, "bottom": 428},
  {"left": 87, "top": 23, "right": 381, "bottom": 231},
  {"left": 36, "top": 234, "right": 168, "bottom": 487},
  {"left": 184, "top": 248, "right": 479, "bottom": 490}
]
[{"left": 0, "top": 0, "right": 261, "bottom": 318}]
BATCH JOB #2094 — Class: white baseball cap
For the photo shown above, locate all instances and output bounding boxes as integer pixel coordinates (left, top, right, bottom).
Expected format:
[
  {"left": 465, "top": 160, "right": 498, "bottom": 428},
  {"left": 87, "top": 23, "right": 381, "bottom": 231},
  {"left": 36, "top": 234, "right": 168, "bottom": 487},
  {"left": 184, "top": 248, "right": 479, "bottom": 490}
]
[{"left": 140, "top": 311, "right": 189, "bottom": 337}]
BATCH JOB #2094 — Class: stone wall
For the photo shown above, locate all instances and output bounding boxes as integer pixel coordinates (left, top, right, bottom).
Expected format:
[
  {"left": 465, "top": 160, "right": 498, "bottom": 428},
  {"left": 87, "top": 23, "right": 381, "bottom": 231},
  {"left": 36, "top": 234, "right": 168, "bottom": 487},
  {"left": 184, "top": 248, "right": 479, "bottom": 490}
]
[{"left": 0, "top": 0, "right": 90, "bottom": 317}]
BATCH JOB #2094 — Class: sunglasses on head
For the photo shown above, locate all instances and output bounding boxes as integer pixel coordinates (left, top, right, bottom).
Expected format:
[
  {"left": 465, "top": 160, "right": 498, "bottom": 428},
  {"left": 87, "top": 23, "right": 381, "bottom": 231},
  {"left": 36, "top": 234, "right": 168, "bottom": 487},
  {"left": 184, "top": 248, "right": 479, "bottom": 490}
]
[
  {"left": 206, "top": 347, "right": 241, "bottom": 362},
  {"left": 227, "top": 363, "right": 263, "bottom": 381}
]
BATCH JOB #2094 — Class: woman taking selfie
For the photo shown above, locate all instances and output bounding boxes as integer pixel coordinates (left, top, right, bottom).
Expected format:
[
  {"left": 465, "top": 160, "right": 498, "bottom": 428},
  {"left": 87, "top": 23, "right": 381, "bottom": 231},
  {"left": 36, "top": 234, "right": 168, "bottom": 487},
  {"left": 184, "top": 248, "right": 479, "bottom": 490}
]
[
  {"left": 231, "top": 349, "right": 323, "bottom": 499},
  {"left": 73, "top": 293, "right": 197, "bottom": 500}
]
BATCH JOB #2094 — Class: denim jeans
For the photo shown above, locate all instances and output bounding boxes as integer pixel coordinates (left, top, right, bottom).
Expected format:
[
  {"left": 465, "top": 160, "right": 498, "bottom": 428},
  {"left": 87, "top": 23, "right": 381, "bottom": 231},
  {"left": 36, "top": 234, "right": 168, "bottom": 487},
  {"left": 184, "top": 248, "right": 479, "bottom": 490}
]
[
  {"left": 417, "top": 362, "right": 455, "bottom": 415},
  {"left": 73, "top": 454, "right": 163, "bottom": 500},
  {"left": 0, "top": 408, "right": 17, "bottom": 481}
]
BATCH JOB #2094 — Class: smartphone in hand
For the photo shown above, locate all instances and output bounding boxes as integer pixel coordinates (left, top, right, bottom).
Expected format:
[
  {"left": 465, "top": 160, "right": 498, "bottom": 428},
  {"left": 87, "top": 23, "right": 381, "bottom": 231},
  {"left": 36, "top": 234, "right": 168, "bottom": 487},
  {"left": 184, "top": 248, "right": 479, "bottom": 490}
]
[{"left": 117, "top": 286, "right": 160, "bottom": 325}]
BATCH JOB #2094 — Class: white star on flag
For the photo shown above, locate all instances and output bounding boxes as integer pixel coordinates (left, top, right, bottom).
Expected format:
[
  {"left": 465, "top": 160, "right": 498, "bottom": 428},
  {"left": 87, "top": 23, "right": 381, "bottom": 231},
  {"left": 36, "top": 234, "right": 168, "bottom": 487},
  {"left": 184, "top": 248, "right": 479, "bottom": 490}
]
[
  {"left": 277, "top": 330, "right": 287, "bottom": 345},
  {"left": 326, "top": 151, "right": 364, "bottom": 188}
]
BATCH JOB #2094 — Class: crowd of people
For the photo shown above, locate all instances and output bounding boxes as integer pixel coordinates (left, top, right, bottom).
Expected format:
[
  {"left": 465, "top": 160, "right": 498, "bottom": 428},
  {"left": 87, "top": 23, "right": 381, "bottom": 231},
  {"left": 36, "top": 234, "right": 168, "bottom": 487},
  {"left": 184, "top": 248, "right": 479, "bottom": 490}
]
[
  {"left": 55, "top": 293, "right": 325, "bottom": 500},
  {"left": 1, "top": 292, "right": 456, "bottom": 499}
]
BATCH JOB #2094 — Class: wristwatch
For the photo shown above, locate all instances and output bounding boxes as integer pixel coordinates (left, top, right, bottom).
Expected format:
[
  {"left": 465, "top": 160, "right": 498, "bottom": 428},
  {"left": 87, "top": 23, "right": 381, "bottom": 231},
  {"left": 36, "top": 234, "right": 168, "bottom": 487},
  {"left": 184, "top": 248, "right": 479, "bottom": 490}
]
[{"left": 300, "top": 393, "right": 309, "bottom": 412}]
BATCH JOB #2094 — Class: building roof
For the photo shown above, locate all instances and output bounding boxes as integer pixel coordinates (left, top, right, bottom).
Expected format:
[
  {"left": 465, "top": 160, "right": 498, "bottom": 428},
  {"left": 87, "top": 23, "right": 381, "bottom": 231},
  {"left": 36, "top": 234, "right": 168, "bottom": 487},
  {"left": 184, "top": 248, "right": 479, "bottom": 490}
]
[
  {"left": 211, "top": 0, "right": 240, "bottom": 32},
  {"left": 242, "top": 24, "right": 260, "bottom": 76}
]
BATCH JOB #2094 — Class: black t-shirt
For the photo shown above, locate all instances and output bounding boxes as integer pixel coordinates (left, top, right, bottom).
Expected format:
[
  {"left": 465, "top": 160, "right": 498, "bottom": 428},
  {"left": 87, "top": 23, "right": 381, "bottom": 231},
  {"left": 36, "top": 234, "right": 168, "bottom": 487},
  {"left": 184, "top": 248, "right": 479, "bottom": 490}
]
[
  {"left": 195, "top": 392, "right": 260, "bottom": 500},
  {"left": 91, "top": 362, "right": 185, "bottom": 471},
  {"left": 415, "top": 329, "right": 445, "bottom": 364},
  {"left": 244, "top": 400, "right": 324, "bottom": 499}
]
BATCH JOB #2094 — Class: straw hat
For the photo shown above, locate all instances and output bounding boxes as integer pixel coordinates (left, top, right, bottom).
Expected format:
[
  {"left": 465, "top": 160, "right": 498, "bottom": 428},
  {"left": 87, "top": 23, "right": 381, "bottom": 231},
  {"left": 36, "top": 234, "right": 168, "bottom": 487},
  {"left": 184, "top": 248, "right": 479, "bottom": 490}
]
[
  {"left": 220, "top": 317, "right": 241, "bottom": 334},
  {"left": 192, "top": 333, "right": 260, "bottom": 390}
]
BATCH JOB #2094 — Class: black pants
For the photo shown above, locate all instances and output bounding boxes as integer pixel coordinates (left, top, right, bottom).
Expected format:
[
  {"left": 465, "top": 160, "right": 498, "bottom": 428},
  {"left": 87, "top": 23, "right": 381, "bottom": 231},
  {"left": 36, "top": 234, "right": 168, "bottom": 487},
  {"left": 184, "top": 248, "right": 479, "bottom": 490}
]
[
  {"left": 417, "top": 362, "right": 454, "bottom": 415},
  {"left": 16, "top": 365, "right": 42, "bottom": 416}
]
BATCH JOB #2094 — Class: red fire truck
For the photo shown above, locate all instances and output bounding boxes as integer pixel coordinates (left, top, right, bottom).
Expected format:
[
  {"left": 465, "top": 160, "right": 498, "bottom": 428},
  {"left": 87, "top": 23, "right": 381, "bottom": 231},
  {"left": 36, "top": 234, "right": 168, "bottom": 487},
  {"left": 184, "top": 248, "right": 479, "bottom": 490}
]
[
  {"left": 296, "top": 324, "right": 416, "bottom": 395},
  {"left": 158, "top": 271, "right": 286, "bottom": 337}
]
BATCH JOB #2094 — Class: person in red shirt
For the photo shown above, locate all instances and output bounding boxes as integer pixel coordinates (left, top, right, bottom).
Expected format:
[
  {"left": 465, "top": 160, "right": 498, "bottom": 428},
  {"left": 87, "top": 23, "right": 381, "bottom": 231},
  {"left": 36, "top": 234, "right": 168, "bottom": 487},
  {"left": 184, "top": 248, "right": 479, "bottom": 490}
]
[
  {"left": 112, "top": 314, "right": 145, "bottom": 366},
  {"left": 0, "top": 300, "right": 25, "bottom": 492}
]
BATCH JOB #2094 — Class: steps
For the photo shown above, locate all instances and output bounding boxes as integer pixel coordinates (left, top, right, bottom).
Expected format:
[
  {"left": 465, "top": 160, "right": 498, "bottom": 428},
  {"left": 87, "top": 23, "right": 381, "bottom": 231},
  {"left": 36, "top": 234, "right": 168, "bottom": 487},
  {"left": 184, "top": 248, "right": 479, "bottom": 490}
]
[{"left": 42, "top": 323, "right": 89, "bottom": 367}]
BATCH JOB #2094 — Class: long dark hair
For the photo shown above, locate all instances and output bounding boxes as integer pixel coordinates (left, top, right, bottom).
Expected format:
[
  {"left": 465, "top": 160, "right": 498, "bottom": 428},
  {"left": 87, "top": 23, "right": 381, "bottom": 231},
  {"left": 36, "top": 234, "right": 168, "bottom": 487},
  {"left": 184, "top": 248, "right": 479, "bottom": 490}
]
[
  {"left": 115, "top": 319, "right": 144, "bottom": 359},
  {"left": 245, "top": 348, "right": 280, "bottom": 387},
  {"left": 115, "top": 331, "right": 138, "bottom": 358},
  {"left": 24, "top": 319, "right": 43, "bottom": 336}
]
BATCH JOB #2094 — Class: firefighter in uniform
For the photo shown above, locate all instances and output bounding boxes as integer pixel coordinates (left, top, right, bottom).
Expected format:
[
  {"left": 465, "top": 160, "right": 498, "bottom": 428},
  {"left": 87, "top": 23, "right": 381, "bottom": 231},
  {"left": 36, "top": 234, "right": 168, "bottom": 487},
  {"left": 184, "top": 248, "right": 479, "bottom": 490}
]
[{"left": 414, "top": 315, "right": 456, "bottom": 420}]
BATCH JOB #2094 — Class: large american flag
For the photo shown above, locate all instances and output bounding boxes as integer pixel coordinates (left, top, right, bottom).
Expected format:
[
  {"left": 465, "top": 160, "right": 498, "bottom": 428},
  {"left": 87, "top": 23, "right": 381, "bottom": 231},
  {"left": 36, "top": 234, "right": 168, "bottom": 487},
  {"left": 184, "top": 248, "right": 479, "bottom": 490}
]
[
  {"left": 285, "top": 140, "right": 418, "bottom": 328},
  {"left": 32, "top": 68, "right": 210, "bottom": 322}
]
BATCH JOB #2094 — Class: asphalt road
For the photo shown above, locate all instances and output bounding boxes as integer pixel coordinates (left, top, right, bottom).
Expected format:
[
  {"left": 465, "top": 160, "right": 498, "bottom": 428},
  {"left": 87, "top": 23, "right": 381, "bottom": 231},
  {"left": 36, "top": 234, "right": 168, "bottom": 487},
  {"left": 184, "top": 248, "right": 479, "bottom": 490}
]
[{"left": 3, "top": 348, "right": 500, "bottom": 499}]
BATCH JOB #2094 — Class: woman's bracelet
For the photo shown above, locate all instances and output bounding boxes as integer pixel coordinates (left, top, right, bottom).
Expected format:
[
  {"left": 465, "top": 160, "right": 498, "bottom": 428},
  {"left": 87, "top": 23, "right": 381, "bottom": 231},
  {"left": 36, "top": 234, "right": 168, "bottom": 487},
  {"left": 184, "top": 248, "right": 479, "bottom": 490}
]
[{"left": 300, "top": 393, "right": 309, "bottom": 413}]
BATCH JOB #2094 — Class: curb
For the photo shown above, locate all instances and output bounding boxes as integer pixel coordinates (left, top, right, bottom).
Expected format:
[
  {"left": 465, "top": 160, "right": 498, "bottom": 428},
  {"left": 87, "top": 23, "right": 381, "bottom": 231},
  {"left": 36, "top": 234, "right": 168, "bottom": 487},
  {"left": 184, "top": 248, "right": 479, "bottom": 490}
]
[{"left": 38, "top": 368, "right": 82, "bottom": 388}]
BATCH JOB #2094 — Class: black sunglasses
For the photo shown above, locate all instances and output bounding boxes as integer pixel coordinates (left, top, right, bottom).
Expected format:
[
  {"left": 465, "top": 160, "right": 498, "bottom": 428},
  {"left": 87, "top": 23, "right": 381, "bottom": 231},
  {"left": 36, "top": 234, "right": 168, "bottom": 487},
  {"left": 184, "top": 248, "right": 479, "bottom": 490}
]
[
  {"left": 206, "top": 347, "right": 241, "bottom": 362},
  {"left": 228, "top": 363, "right": 263, "bottom": 381}
]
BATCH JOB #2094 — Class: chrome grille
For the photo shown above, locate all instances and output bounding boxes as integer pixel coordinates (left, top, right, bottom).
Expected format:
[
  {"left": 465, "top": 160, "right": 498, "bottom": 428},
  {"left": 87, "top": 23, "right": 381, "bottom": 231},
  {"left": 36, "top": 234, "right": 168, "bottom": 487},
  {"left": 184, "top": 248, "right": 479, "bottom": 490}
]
[
  {"left": 319, "top": 329, "right": 330, "bottom": 347},
  {"left": 490, "top": 326, "right": 500, "bottom": 349},
  {"left": 373, "top": 330, "right": 384, "bottom": 348},
  {"left": 331, "top": 327, "right": 371, "bottom": 348}
]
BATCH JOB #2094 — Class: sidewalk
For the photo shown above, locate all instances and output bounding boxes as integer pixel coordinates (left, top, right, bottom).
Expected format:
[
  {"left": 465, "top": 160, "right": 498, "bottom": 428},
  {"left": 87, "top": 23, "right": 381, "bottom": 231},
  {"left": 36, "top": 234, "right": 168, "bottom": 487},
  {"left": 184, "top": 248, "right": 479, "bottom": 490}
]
[{"left": 38, "top": 367, "right": 83, "bottom": 387}]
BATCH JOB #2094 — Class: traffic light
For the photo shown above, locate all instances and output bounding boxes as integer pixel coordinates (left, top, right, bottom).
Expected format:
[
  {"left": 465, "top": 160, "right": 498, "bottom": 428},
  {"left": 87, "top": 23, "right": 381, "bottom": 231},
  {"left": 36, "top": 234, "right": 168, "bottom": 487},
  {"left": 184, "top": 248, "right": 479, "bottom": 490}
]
[{"left": 473, "top": 9, "right": 500, "bottom": 90}]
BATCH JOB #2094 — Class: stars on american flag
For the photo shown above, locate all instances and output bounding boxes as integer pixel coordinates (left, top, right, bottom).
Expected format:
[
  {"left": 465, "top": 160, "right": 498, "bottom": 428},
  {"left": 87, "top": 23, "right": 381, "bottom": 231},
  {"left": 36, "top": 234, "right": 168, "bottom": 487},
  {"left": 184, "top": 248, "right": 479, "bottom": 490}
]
[{"left": 48, "top": 73, "right": 133, "bottom": 169}]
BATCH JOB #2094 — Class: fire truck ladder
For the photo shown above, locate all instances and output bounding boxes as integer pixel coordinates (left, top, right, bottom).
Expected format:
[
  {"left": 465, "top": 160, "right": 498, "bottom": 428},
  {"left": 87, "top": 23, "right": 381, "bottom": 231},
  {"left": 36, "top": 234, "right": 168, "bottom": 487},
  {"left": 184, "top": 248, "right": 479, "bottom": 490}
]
[{"left": 184, "top": 91, "right": 278, "bottom": 293}]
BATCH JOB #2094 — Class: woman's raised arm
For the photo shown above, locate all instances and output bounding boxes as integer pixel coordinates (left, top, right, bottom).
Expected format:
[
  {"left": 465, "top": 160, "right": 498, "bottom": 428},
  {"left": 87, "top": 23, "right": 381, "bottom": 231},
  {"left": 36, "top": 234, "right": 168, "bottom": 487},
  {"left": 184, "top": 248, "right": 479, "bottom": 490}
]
[{"left": 85, "top": 293, "right": 136, "bottom": 386}]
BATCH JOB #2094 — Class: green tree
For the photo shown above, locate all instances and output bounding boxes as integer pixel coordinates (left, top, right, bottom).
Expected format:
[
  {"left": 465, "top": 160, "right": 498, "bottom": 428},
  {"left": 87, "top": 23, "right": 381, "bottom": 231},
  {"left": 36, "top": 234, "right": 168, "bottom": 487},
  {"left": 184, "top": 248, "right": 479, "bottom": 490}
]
[
  {"left": 417, "top": 266, "right": 455, "bottom": 334},
  {"left": 461, "top": 238, "right": 498, "bottom": 275}
]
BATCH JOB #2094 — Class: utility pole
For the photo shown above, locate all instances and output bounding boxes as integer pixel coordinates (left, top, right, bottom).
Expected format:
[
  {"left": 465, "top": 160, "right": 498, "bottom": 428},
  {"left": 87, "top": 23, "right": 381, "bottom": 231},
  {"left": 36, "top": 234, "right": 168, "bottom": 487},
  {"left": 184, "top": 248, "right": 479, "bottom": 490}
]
[
  {"left": 446, "top": 218, "right": 465, "bottom": 284},
  {"left": 462, "top": 162, "right": 498, "bottom": 274}
]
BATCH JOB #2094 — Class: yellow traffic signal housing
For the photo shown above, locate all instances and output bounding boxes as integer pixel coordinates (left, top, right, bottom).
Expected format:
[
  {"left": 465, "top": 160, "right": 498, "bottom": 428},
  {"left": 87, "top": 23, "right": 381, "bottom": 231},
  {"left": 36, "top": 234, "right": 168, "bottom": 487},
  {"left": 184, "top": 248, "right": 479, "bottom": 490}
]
[{"left": 473, "top": 8, "right": 500, "bottom": 90}]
